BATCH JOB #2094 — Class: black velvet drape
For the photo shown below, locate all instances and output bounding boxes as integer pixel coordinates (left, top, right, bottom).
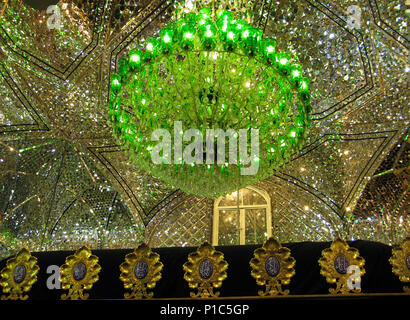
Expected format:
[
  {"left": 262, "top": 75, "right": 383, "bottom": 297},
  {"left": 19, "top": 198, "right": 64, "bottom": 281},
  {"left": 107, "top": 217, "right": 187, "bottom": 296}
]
[{"left": 0, "top": 240, "right": 404, "bottom": 300}]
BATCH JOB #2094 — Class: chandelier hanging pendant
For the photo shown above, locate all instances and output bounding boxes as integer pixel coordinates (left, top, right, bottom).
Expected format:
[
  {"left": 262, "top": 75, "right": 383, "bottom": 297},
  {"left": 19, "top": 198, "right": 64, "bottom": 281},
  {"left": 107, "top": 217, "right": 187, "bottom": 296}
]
[{"left": 108, "top": 7, "right": 312, "bottom": 198}]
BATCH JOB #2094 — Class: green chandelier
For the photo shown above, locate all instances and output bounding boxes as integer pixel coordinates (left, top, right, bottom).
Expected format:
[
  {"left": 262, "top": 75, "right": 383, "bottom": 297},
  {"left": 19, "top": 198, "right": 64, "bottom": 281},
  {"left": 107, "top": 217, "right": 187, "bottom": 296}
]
[{"left": 108, "top": 8, "right": 312, "bottom": 198}]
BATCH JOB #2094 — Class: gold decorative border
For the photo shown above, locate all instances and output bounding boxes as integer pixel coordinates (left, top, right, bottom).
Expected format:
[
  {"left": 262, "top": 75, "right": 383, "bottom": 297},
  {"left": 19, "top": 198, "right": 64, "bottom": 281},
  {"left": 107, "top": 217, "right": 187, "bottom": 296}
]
[
  {"left": 183, "top": 242, "right": 228, "bottom": 298},
  {"left": 319, "top": 239, "right": 365, "bottom": 294},
  {"left": 60, "top": 246, "right": 101, "bottom": 300},
  {"left": 250, "top": 237, "right": 295, "bottom": 296},
  {"left": 0, "top": 248, "right": 39, "bottom": 300},
  {"left": 120, "top": 243, "right": 163, "bottom": 299},
  {"left": 389, "top": 237, "right": 410, "bottom": 293}
]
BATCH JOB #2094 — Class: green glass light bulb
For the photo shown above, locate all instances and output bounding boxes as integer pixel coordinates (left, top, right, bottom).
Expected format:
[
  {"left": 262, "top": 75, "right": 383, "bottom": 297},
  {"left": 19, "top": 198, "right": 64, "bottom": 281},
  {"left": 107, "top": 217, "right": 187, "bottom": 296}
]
[
  {"left": 221, "top": 24, "right": 238, "bottom": 50},
  {"left": 111, "top": 76, "right": 121, "bottom": 91},
  {"left": 260, "top": 38, "right": 277, "bottom": 62},
  {"left": 129, "top": 52, "right": 141, "bottom": 64},
  {"left": 128, "top": 49, "right": 142, "bottom": 69},
  {"left": 144, "top": 38, "right": 159, "bottom": 60},
  {"left": 217, "top": 10, "right": 232, "bottom": 22},
  {"left": 200, "top": 23, "right": 216, "bottom": 49},
  {"left": 275, "top": 52, "right": 292, "bottom": 75},
  {"left": 163, "top": 33, "right": 171, "bottom": 43},
  {"left": 240, "top": 26, "right": 259, "bottom": 55},
  {"left": 289, "top": 63, "right": 303, "bottom": 85},
  {"left": 160, "top": 28, "right": 174, "bottom": 53},
  {"left": 298, "top": 77, "right": 311, "bottom": 101},
  {"left": 179, "top": 24, "right": 196, "bottom": 49},
  {"left": 298, "top": 77, "right": 309, "bottom": 93},
  {"left": 234, "top": 19, "right": 247, "bottom": 33}
]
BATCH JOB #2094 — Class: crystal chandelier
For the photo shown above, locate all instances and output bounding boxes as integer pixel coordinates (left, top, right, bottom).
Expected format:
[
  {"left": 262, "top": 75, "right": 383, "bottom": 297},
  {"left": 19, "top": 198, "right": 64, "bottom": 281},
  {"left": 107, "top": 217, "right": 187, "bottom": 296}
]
[{"left": 108, "top": 3, "right": 312, "bottom": 198}]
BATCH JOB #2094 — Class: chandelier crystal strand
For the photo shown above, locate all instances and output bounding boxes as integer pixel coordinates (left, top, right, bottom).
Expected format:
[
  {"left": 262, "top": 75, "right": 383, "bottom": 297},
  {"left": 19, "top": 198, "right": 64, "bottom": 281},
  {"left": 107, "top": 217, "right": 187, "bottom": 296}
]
[{"left": 108, "top": 8, "right": 312, "bottom": 198}]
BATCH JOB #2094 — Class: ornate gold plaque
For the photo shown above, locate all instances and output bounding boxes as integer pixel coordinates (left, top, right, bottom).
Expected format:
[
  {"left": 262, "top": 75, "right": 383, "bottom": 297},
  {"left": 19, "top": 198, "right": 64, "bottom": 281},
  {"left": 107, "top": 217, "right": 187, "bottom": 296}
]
[
  {"left": 250, "top": 237, "right": 295, "bottom": 296},
  {"left": 60, "top": 246, "right": 101, "bottom": 300},
  {"left": 183, "top": 242, "right": 228, "bottom": 298},
  {"left": 319, "top": 238, "right": 365, "bottom": 294},
  {"left": 389, "top": 237, "right": 410, "bottom": 293},
  {"left": 120, "top": 243, "right": 163, "bottom": 299},
  {"left": 0, "top": 248, "right": 39, "bottom": 300}
]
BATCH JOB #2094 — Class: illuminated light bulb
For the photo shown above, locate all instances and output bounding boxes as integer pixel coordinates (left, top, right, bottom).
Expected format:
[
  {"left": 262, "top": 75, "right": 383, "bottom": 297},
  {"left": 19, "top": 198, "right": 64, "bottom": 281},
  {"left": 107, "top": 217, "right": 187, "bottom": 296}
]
[
  {"left": 304, "top": 205, "right": 310, "bottom": 211},
  {"left": 280, "top": 58, "right": 288, "bottom": 65},
  {"left": 130, "top": 54, "right": 140, "bottom": 63},
  {"left": 146, "top": 43, "right": 154, "bottom": 51},
  {"left": 267, "top": 45, "right": 275, "bottom": 53},
  {"left": 184, "top": 32, "right": 193, "bottom": 39},
  {"left": 163, "top": 34, "right": 171, "bottom": 43},
  {"left": 292, "top": 70, "right": 300, "bottom": 78},
  {"left": 206, "top": 29, "right": 213, "bottom": 37},
  {"left": 298, "top": 78, "right": 310, "bottom": 100},
  {"left": 111, "top": 78, "right": 121, "bottom": 90},
  {"left": 227, "top": 31, "right": 235, "bottom": 40},
  {"left": 290, "top": 130, "right": 297, "bottom": 138}
]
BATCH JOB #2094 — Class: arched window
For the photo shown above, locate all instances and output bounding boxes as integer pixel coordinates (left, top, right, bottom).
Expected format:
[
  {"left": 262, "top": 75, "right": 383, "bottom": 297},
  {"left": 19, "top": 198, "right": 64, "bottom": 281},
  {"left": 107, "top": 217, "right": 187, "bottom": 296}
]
[{"left": 212, "top": 186, "right": 272, "bottom": 245}]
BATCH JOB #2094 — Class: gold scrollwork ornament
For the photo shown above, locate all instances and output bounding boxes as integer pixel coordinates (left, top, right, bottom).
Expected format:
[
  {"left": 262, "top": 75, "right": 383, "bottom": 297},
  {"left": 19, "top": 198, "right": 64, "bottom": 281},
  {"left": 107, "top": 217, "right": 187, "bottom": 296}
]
[
  {"left": 0, "top": 248, "right": 39, "bottom": 300},
  {"left": 250, "top": 237, "right": 295, "bottom": 296},
  {"left": 120, "top": 243, "right": 163, "bottom": 299},
  {"left": 60, "top": 246, "right": 101, "bottom": 300},
  {"left": 183, "top": 242, "right": 228, "bottom": 298},
  {"left": 389, "top": 237, "right": 410, "bottom": 293},
  {"left": 319, "top": 238, "right": 365, "bottom": 294}
]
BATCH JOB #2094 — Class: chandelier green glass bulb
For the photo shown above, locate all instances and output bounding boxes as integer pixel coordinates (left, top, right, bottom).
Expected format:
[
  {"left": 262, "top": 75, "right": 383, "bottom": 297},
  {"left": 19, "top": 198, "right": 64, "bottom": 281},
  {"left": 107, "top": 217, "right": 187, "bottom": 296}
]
[{"left": 108, "top": 8, "right": 312, "bottom": 198}]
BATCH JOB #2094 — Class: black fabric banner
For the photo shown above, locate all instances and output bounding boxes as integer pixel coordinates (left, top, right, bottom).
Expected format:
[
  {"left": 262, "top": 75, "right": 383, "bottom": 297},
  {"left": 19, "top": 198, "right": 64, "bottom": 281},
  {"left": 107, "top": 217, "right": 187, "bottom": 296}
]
[{"left": 0, "top": 240, "right": 404, "bottom": 300}]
